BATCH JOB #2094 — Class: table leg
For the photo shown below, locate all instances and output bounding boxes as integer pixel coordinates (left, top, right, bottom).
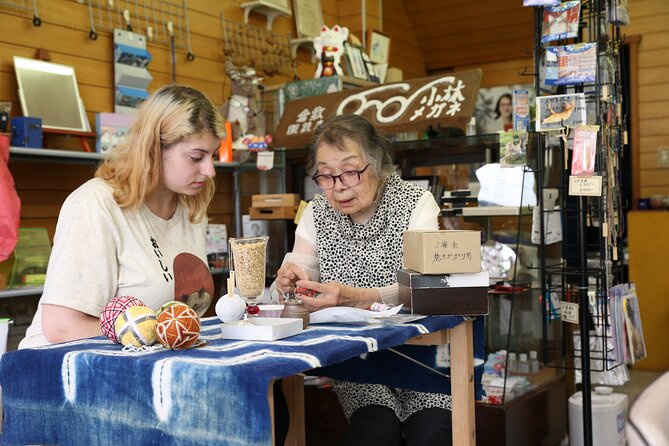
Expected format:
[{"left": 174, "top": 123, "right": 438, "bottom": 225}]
[
  {"left": 450, "top": 319, "right": 476, "bottom": 445},
  {"left": 282, "top": 375, "right": 305, "bottom": 446}
]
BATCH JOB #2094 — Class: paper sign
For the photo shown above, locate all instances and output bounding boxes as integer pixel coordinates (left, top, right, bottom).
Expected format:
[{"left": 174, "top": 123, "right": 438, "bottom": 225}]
[
  {"left": 560, "top": 301, "right": 579, "bottom": 324},
  {"left": 568, "top": 175, "right": 602, "bottom": 196},
  {"left": 256, "top": 151, "right": 274, "bottom": 171}
]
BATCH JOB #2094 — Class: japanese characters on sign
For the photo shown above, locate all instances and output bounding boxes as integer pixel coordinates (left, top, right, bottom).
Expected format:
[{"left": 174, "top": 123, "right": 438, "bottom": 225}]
[{"left": 273, "top": 70, "right": 482, "bottom": 148}]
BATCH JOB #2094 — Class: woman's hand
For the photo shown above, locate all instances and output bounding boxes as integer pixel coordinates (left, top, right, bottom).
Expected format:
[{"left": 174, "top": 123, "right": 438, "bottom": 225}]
[
  {"left": 275, "top": 262, "right": 309, "bottom": 293},
  {"left": 295, "top": 279, "right": 380, "bottom": 312}
]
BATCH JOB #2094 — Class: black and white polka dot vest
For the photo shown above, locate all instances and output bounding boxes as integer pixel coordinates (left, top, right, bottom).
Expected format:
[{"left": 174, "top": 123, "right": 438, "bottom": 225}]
[{"left": 312, "top": 173, "right": 425, "bottom": 288}]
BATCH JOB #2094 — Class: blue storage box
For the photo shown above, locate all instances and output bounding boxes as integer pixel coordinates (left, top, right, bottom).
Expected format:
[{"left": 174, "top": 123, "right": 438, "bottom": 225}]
[{"left": 11, "top": 117, "right": 42, "bottom": 148}]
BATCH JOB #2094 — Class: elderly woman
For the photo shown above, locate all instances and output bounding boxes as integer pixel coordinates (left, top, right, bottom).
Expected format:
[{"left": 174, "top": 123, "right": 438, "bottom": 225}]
[{"left": 275, "top": 114, "right": 451, "bottom": 445}]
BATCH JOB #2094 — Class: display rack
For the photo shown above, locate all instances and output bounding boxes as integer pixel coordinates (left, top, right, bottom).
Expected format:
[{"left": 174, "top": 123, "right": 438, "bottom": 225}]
[{"left": 532, "top": 2, "right": 628, "bottom": 446}]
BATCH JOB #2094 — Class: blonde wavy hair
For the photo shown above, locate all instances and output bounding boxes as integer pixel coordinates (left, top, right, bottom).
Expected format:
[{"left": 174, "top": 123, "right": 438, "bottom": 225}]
[{"left": 96, "top": 85, "right": 225, "bottom": 223}]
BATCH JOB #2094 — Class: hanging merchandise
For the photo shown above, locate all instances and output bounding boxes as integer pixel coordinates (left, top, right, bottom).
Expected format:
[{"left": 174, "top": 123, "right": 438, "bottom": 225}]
[
  {"left": 571, "top": 125, "right": 599, "bottom": 176},
  {"left": 82, "top": 0, "right": 194, "bottom": 60},
  {"left": 545, "top": 42, "right": 598, "bottom": 86},
  {"left": 0, "top": 0, "right": 41, "bottom": 26},
  {"left": 541, "top": 1, "right": 581, "bottom": 43},
  {"left": 113, "top": 29, "right": 152, "bottom": 114}
]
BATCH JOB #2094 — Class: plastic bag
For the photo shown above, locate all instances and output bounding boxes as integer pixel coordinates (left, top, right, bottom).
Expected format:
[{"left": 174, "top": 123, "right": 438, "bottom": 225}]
[{"left": 0, "top": 136, "right": 21, "bottom": 262}]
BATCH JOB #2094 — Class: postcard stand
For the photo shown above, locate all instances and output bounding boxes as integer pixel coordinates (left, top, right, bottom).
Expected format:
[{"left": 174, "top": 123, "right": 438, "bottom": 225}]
[{"left": 529, "top": 2, "right": 630, "bottom": 446}]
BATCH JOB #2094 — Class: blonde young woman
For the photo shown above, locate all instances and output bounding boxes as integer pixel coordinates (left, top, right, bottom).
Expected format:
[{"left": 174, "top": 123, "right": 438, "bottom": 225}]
[{"left": 19, "top": 85, "right": 224, "bottom": 349}]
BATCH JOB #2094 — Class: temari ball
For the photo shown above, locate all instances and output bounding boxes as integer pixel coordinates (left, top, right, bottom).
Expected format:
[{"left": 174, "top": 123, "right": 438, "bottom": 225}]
[
  {"left": 114, "top": 305, "right": 158, "bottom": 348},
  {"left": 100, "top": 295, "right": 145, "bottom": 343},
  {"left": 156, "top": 303, "right": 201, "bottom": 350}
]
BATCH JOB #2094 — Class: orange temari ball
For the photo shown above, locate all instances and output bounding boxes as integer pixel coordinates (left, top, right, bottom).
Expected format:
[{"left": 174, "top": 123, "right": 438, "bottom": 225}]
[{"left": 155, "top": 302, "right": 201, "bottom": 350}]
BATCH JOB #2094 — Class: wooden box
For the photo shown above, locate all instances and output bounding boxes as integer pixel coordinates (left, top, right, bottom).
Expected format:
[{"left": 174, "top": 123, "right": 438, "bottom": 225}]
[
  {"left": 251, "top": 193, "right": 300, "bottom": 208},
  {"left": 397, "top": 268, "right": 489, "bottom": 315},
  {"left": 249, "top": 206, "right": 298, "bottom": 220}
]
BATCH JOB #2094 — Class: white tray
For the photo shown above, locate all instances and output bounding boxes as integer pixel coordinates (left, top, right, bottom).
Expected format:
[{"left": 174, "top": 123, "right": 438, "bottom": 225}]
[{"left": 220, "top": 317, "right": 303, "bottom": 341}]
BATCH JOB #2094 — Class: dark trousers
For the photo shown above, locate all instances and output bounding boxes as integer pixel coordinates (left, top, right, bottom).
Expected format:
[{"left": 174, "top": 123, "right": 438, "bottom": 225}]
[
  {"left": 341, "top": 405, "right": 453, "bottom": 446},
  {"left": 274, "top": 380, "right": 289, "bottom": 446}
]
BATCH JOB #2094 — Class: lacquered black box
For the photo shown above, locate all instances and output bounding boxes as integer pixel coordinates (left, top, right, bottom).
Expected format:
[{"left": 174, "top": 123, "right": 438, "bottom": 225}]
[{"left": 397, "top": 268, "right": 489, "bottom": 316}]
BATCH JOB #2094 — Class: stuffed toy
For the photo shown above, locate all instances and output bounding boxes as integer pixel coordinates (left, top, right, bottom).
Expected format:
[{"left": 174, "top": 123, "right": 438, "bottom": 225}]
[{"left": 219, "top": 60, "right": 265, "bottom": 150}]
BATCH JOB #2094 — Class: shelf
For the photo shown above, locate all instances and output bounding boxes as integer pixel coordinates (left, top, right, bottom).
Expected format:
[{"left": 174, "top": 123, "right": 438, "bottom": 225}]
[
  {"left": 442, "top": 206, "right": 534, "bottom": 217},
  {"left": 9, "top": 146, "right": 242, "bottom": 169},
  {"left": 241, "top": 0, "right": 291, "bottom": 31},
  {"left": 0, "top": 286, "right": 43, "bottom": 299}
]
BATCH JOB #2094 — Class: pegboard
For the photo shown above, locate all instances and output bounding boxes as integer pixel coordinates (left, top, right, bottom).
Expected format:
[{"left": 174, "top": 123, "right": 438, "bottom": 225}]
[
  {"left": 221, "top": 13, "right": 293, "bottom": 78},
  {"left": 81, "top": 0, "right": 193, "bottom": 58}
]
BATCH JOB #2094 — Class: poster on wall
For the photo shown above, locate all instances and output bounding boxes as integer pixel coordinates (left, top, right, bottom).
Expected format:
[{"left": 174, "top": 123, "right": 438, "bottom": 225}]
[{"left": 474, "top": 84, "right": 535, "bottom": 135}]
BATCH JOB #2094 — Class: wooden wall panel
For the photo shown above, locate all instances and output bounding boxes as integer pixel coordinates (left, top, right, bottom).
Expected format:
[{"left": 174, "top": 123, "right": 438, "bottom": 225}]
[
  {"left": 627, "top": 0, "right": 669, "bottom": 196},
  {"left": 382, "top": 0, "right": 426, "bottom": 80},
  {"left": 402, "top": 0, "right": 533, "bottom": 72}
]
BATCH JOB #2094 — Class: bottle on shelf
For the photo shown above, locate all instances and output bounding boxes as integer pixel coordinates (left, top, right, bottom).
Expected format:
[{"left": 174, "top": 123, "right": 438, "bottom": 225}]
[
  {"left": 506, "top": 352, "right": 518, "bottom": 376},
  {"left": 517, "top": 353, "right": 530, "bottom": 374},
  {"left": 466, "top": 117, "right": 477, "bottom": 136},
  {"left": 529, "top": 350, "right": 540, "bottom": 373}
]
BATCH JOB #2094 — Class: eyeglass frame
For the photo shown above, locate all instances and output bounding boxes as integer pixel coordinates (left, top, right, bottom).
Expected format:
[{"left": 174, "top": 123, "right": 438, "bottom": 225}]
[{"left": 312, "top": 164, "right": 370, "bottom": 190}]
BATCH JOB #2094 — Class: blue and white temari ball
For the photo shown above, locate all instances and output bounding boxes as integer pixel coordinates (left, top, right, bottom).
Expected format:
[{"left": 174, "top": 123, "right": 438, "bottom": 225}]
[{"left": 114, "top": 305, "right": 158, "bottom": 348}]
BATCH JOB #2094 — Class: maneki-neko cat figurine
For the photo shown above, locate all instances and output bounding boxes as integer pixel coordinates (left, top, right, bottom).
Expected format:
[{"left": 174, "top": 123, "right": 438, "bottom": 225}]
[{"left": 313, "top": 25, "right": 349, "bottom": 78}]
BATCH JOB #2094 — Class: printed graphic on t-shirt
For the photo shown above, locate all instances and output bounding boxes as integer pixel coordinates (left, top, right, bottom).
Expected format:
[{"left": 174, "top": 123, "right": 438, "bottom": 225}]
[
  {"left": 173, "top": 252, "right": 214, "bottom": 316},
  {"left": 150, "top": 237, "right": 173, "bottom": 283}
]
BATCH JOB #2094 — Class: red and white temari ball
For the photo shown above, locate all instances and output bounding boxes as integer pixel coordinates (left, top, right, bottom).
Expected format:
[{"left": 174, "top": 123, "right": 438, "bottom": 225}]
[
  {"left": 99, "top": 296, "right": 145, "bottom": 343},
  {"left": 155, "top": 303, "right": 201, "bottom": 350},
  {"left": 114, "top": 305, "right": 158, "bottom": 348}
]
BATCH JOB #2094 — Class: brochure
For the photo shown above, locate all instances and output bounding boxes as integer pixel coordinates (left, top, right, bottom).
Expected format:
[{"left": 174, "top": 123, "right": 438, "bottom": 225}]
[
  {"left": 542, "top": 1, "right": 581, "bottom": 43},
  {"left": 535, "top": 93, "right": 586, "bottom": 131},
  {"left": 545, "top": 42, "right": 598, "bottom": 85}
]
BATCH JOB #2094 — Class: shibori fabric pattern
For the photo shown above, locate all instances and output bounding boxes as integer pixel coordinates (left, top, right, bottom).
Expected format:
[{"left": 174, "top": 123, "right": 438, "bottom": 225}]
[{"left": 0, "top": 315, "right": 480, "bottom": 446}]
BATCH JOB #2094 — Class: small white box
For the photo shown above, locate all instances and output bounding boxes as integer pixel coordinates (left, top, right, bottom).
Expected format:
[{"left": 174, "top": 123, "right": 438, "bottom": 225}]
[{"left": 220, "top": 317, "right": 303, "bottom": 341}]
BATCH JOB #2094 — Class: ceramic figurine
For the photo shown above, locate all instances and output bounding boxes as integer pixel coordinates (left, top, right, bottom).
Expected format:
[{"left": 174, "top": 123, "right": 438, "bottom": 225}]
[{"left": 313, "top": 25, "right": 349, "bottom": 78}]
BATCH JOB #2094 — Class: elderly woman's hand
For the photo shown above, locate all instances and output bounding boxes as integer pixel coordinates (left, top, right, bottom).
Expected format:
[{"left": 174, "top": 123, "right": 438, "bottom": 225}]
[
  {"left": 275, "top": 262, "right": 309, "bottom": 293},
  {"left": 295, "top": 279, "right": 380, "bottom": 312}
]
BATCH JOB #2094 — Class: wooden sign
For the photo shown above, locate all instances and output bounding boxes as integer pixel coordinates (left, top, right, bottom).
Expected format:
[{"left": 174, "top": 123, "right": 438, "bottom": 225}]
[{"left": 273, "top": 69, "right": 482, "bottom": 148}]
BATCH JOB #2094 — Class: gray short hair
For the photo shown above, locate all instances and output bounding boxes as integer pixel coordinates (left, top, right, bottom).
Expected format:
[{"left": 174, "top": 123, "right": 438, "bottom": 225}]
[{"left": 308, "top": 114, "right": 397, "bottom": 181}]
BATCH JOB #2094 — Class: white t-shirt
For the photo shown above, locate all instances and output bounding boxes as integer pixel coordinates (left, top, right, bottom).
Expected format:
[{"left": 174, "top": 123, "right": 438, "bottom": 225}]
[{"left": 19, "top": 178, "right": 209, "bottom": 348}]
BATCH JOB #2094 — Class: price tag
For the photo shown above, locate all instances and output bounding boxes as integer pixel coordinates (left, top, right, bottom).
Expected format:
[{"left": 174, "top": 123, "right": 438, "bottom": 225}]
[
  {"left": 435, "top": 344, "right": 451, "bottom": 368},
  {"left": 256, "top": 151, "right": 274, "bottom": 170},
  {"left": 568, "top": 175, "right": 602, "bottom": 196},
  {"left": 560, "top": 301, "right": 579, "bottom": 324}
]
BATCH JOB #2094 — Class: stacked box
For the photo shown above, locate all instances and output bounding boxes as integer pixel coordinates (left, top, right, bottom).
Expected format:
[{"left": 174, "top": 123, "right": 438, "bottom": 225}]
[
  {"left": 399, "top": 230, "right": 488, "bottom": 315},
  {"left": 249, "top": 194, "right": 300, "bottom": 220}
]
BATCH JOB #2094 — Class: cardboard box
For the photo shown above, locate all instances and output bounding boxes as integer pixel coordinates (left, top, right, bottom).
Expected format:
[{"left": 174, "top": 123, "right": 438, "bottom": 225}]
[
  {"left": 249, "top": 206, "right": 298, "bottom": 220},
  {"left": 403, "top": 230, "right": 481, "bottom": 274},
  {"left": 397, "top": 268, "right": 489, "bottom": 316},
  {"left": 251, "top": 194, "right": 300, "bottom": 208}
]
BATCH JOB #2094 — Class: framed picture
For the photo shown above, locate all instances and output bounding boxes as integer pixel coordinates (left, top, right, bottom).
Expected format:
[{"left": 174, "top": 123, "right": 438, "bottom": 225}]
[
  {"left": 367, "top": 29, "right": 391, "bottom": 64},
  {"left": 345, "top": 44, "right": 369, "bottom": 80},
  {"left": 292, "top": 0, "right": 323, "bottom": 38}
]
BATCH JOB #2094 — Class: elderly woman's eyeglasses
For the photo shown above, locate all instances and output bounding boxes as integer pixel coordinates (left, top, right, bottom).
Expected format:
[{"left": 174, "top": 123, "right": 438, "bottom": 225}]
[{"left": 312, "top": 165, "right": 370, "bottom": 190}]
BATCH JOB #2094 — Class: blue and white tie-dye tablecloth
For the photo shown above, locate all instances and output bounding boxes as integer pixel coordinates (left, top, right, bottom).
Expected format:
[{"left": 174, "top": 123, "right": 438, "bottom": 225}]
[{"left": 0, "top": 316, "right": 483, "bottom": 446}]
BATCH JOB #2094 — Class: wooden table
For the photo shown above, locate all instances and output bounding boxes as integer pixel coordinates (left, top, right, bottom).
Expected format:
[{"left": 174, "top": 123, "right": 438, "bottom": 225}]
[{"left": 274, "top": 319, "right": 476, "bottom": 446}]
